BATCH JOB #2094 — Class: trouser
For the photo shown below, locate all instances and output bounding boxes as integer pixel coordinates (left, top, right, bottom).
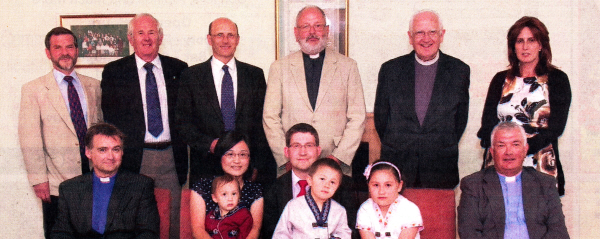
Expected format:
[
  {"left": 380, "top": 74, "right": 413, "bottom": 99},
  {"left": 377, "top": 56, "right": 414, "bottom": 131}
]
[{"left": 42, "top": 195, "right": 59, "bottom": 238}]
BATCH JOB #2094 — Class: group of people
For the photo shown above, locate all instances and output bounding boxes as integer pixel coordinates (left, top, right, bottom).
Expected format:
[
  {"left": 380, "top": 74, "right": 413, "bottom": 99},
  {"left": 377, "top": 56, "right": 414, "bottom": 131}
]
[
  {"left": 18, "top": 4, "right": 571, "bottom": 239},
  {"left": 78, "top": 31, "right": 126, "bottom": 57}
]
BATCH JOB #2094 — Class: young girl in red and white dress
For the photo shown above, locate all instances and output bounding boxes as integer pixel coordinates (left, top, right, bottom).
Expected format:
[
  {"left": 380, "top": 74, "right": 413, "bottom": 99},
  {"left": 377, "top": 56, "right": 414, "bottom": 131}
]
[{"left": 356, "top": 161, "right": 424, "bottom": 239}]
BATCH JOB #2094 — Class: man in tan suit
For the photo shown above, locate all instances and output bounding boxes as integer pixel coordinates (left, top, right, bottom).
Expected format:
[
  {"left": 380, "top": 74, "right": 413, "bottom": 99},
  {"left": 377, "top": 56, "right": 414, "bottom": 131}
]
[
  {"left": 19, "top": 27, "right": 102, "bottom": 238},
  {"left": 263, "top": 5, "right": 366, "bottom": 176}
]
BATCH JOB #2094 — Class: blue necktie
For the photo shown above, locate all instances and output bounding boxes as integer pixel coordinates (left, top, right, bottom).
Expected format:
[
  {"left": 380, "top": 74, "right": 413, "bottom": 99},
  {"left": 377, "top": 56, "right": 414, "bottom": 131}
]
[
  {"left": 64, "top": 76, "right": 89, "bottom": 174},
  {"left": 144, "top": 63, "right": 163, "bottom": 137},
  {"left": 221, "top": 65, "right": 235, "bottom": 131}
]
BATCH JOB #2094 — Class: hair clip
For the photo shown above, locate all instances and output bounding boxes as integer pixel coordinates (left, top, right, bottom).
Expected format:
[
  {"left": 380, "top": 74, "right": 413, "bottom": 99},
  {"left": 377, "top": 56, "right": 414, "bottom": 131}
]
[{"left": 363, "top": 161, "right": 401, "bottom": 180}]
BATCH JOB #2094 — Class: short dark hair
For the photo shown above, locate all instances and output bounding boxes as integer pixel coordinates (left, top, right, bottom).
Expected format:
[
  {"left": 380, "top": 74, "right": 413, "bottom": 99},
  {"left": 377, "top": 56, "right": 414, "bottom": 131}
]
[
  {"left": 367, "top": 160, "right": 401, "bottom": 183},
  {"left": 211, "top": 174, "right": 240, "bottom": 195},
  {"left": 507, "top": 16, "right": 554, "bottom": 79},
  {"left": 285, "top": 123, "right": 319, "bottom": 147},
  {"left": 308, "top": 158, "right": 342, "bottom": 179},
  {"left": 213, "top": 131, "right": 253, "bottom": 179},
  {"left": 45, "top": 27, "right": 78, "bottom": 50},
  {"left": 85, "top": 123, "right": 126, "bottom": 148}
]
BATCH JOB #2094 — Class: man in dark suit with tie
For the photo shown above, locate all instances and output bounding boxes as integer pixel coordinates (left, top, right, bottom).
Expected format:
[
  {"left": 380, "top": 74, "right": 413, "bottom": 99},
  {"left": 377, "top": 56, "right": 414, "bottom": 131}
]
[
  {"left": 51, "top": 123, "right": 160, "bottom": 239},
  {"left": 101, "top": 13, "right": 188, "bottom": 239},
  {"left": 175, "top": 18, "right": 275, "bottom": 186},
  {"left": 374, "top": 10, "right": 470, "bottom": 189}
]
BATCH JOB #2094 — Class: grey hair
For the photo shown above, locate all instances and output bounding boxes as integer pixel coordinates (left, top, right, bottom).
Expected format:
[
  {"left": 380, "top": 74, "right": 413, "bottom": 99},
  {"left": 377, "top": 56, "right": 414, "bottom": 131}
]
[
  {"left": 128, "top": 13, "right": 163, "bottom": 37},
  {"left": 408, "top": 10, "right": 444, "bottom": 33},
  {"left": 490, "top": 121, "right": 528, "bottom": 146},
  {"left": 296, "top": 5, "right": 327, "bottom": 27}
]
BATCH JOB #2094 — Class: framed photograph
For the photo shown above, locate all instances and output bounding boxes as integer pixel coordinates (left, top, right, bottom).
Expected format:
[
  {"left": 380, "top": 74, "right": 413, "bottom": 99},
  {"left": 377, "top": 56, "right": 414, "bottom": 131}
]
[
  {"left": 276, "top": 0, "right": 348, "bottom": 59},
  {"left": 61, "top": 14, "right": 135, "bottom": 68}
]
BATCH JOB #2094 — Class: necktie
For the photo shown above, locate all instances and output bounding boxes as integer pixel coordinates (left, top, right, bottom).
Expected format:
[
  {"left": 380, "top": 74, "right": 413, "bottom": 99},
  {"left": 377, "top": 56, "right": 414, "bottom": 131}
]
[
  {"left": 64, "top": 76, "right": 89, "bottom": 174},
  {"left": 297, "top": 180, "right": 308, "bottom": 197},
  {"left": 144, "top": 63, "right": 163, "bottom": 137},
  {"left": 221, "top": 65, "right": 235, "bottom": 131}
]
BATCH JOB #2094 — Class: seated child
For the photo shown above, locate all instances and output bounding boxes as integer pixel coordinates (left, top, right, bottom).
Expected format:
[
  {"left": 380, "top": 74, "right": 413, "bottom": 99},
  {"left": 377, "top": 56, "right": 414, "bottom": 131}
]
[
  {"left": 356, "top": 161, "right": 424, "bottom": 239},
  {"left": 205, "top": 175, "right": 253, "bottom": 239},
  {"left": 273, "top": 158, "right": 352, "bottom": 239}
]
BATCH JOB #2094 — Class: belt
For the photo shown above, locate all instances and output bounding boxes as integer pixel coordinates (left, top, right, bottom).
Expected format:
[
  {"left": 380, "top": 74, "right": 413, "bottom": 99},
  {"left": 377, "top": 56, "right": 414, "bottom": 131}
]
[{"left": 144, "top": 141, "right": 171, "bottom": 150}]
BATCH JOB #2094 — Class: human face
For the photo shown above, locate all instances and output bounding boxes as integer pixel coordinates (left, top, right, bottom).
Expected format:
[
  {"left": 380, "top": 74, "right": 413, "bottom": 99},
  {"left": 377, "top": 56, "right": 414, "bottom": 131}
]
[
  {"left": 368, "top": 170, "right": 402, "bottom": 213},
  {"left": 294, "top": 8, "right": 329, "bottom": 55},
  {"left": 45, "top": 34, "right": 78, "bottom": 75},
  {"left": 211, "top": 181, "right": 240, "bottom": 215},
  {"left": 207, "top": 18, "right": 239, "bottom": 64},
  {"left": 284, "top": 132, "right": 322, "bottom": 173},
  {"left": 128, "top": 16, "right": 163, "bottom": 62},
  {"left": 491, "top": 128, "right": 529, "bottom": 176},
  {"left": 307, "top": 166, "right": 341, "bottom": 206},
  {"left": 515, "top": 27, "right": 542, "bottom": 67},
  {"left": 408, "top": 12, "right": 445, "bottom": 62},
  {"left": 221, "top": 141, "right": 250, "bottom": 178},
  {"left": 85, "top": 135, "right": 123, "bottom": 178}
]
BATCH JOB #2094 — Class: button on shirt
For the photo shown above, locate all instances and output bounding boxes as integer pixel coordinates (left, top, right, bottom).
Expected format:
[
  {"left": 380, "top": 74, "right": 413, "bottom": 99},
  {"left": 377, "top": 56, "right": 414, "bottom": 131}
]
[
  {"left": 135, "top": 55, "right": 171, "bottom": 143},
  {"left": 53, "top": 70, "right": 88, "bottom": 122},
  {"left": 210, "top": 57, "right": 238, "bottom": 106}
]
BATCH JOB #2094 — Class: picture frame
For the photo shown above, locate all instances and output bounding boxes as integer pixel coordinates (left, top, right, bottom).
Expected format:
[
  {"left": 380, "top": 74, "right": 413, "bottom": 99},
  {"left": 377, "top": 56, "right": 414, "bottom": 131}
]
[
  {"left": 275, "top": 0, "right": 348, "bottom": 59},
  {"left": 60, "top": 14, "right": 135, "bottom": 68}
]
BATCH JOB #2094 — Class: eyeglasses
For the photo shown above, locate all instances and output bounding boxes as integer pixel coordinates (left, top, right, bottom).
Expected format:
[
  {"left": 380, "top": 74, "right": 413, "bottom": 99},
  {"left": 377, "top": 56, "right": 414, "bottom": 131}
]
[
  {"left": 211, "top": 33, "right": 239, "bottom": 40},
  {"left": 412, "top": 30, "right": 440, "bottom": 39},
  {"left": 288, "top": 143, "right": 317, "bottom": 150},
  {"left": 224, "top": 151, "right": 250, "bottom": 159},
  {"left": 297, "top": 24, "right": 327, "bottom": 32}
]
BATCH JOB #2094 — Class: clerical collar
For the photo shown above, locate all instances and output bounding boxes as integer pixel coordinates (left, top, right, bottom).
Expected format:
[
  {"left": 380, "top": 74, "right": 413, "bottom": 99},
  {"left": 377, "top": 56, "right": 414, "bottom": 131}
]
[
  {"left": 302, "top": 49, "right": 326, "bottom": 60},
  {"left": 498, "top": 171, "right": 522, "bottom": 183},
  {"left": 415, "top": 51, "right": 440, "bottom": 66},
  {"left": 94, "top": 171, "right": 117, "bottom": 183}
]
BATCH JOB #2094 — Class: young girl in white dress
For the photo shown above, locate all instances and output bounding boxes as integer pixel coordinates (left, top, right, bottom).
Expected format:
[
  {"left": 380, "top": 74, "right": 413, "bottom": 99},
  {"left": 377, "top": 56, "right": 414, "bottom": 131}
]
[{"left": 356, "top": 161, "right": 424, "bottom": 239}]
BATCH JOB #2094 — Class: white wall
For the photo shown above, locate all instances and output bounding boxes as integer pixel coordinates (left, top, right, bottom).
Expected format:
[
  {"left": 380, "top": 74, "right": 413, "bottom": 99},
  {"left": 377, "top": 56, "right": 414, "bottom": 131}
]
[{"left": 1, "top": 0, "right": 598, "bottom": 237}]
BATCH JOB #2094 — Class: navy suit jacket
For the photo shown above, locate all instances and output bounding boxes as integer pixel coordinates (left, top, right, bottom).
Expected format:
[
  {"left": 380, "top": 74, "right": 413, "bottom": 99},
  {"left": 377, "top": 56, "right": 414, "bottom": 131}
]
[
  {"left": 51, "top": 171, "right": 159, "bottom": 239},
  {"left": 458, "top": 167, "right": 569, "bottom": 239},
  {"left": 374, "top": 51, "right": 470, "bottom": 189},
  {"left": 101, "top": 54, "right": 189, "bottom": 185}
]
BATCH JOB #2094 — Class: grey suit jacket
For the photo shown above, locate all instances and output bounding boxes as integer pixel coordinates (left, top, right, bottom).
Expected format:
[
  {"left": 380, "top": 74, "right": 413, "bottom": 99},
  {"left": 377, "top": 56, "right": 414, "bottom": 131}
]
[{"left": 458, "top": 167, "right": 569, "bottom": 239}]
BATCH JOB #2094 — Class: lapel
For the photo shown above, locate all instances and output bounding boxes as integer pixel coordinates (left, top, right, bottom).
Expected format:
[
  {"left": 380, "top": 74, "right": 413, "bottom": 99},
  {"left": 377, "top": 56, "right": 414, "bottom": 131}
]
[
  {"left": 80, "top": 74, "right": 97, "bottom": 125},
  {"left": 482, "top": 168, "right": 506, "bottom": 237},
  {"left": 105, "top": 172, "right": 132, "bottom": 230},
  {"left": 289, "top": 51, "right": 314, "bottom": 111},
  {"left": 521, "top": 168, "right": 539, "bottom": 236},
  {"left": 422, "top": 51, "right": 452, "bottom": 128},
  {"left": 235, "top": 59, "right": 249, "bottom": 120},
  {"left": 124, "top": 55, "right": 145, "bottom": 117},
  {"left": 43, "top": 72, "right": 77, "bottom": 135},
  {"left": 202, "top": 57, "right": 224, "bottom": 122},
  {"left": 399, "top": 52, "right": 419, "bottom": 125},
  {"left": 314, "top": 49, "right": 337, "bottom": 112},
  {"left": 78, "top": 174, "right": 94, "bottom": 231},
  {"left": 281, "top": 172, "right": 294, "bottom": 204}
]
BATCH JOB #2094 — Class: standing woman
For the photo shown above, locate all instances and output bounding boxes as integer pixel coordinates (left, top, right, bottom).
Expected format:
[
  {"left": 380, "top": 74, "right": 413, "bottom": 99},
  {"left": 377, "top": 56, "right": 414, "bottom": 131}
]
[{"left": 477, "top": 16, "right": 571, "bottom": 195}]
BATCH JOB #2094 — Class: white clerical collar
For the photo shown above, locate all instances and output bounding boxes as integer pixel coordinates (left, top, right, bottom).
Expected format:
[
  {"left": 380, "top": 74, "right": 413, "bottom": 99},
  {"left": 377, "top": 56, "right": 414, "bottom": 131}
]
[
  {"left": 309, "top": 53, "right": 320, "bottom": 59},
  {"left": 415, "top": 51, "right": 440, "bottom": 66},
  {"left": 498, "top": 171, "right": 522, "bottom": 183}
]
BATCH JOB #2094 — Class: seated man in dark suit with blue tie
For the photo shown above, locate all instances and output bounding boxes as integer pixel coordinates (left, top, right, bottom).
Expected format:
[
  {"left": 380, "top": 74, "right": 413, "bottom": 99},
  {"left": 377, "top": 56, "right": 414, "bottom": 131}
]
[{"left": 51, "top": 123, "right": 159, "bottom": 239}]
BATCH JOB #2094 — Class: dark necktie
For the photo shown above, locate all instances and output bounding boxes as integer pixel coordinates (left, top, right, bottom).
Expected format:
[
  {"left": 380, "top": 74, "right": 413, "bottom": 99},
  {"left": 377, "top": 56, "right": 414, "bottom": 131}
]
[
  {"left": 64, "top": 76, "right": 89, "bottom": 174},
  {"left": 144, "top": 63, "right": 163, "bottom": 137},
  {"left": 297, "top": 180, "right": 308, "bottom": 197},
  {"left": 221, "top": 65, "right": 235, "bottom": 131}
]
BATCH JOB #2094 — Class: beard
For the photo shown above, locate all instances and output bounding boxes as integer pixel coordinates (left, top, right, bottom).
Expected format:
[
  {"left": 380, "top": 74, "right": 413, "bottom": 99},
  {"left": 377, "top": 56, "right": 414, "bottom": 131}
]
[
  {"left": 298, "top": 34, "right": 328, "bottom": 55},
  {"left": 52, "top": 55, "right": 77, "bottom": 72}
]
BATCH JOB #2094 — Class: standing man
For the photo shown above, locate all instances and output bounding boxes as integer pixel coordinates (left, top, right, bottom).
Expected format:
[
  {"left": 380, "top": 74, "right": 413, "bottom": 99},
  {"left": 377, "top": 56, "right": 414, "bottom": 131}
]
[
  {"left": 101, "top": 13, "right": 188, "bottom": 239},
  {"left": 51, "top": 123, "right": 160, "bottom": 238},
  {"left": 175, "top": 18, "right": 275, "bottom": 186},
  {"left": 19, "top": 27, "right": 102, "bottom": 238},
  {"left": 374, "top": 10, "right": 470, "bottom": 189},
  {"left": 458, "top": 122, "right": 569, "bottom": 239},
  {"left": 263, "top": 5, "right": 366, "bottom": 176}
]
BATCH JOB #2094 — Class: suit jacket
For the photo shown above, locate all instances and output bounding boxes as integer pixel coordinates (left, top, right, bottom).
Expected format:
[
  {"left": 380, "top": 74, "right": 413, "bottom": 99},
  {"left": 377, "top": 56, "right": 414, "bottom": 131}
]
[
  {"left": 374, "top": 51, "right": 470, "bottom": 189},
  {"left": 51, "top": 171, "right": 160, "bottom": 239},
  {"left": 175, "top": 57, "right": 275, "bottom": 183},
  {"left": 261, "top": 171, "right": 359, "bottom": 239},
  {"left": 101, "top": 54, "right": 189, "bottom": 185},
  {"left": 457, "top": 167, "right": 569, "bottom": 239},
  {"left": 263, "top": 49, "right": 366, "bottom": 175},
  {"left": 19, "top": 71, "right": 102, "bottom": 196}
]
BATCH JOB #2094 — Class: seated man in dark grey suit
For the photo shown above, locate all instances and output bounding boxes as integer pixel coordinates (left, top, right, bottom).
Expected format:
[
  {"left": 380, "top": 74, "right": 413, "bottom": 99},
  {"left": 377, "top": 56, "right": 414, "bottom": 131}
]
[
  {"left": 458, "top": 122, "right": 569, "bottom": 239},
  {"left": 261, "top": 123, "right": 358, "bottom": 239},
  {"left": 51, "top": 123, "right": 159, "bottom": 239}
]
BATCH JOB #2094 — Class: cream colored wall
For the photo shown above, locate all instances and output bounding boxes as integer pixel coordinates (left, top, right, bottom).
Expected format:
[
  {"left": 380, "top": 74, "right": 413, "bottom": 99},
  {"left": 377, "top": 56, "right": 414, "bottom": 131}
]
[{"left": 1, "top": 0, "right": 598, "bottom": 238}]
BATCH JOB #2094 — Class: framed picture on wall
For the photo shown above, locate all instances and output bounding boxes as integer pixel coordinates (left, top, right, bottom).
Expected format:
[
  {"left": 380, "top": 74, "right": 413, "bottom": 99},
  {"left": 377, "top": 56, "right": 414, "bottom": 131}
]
[
  {"left": 60, "top": 14, "right": 135, "bottom": 68},
  {"left": 276, "top": 0, "right": 348, "bottom": 59}
]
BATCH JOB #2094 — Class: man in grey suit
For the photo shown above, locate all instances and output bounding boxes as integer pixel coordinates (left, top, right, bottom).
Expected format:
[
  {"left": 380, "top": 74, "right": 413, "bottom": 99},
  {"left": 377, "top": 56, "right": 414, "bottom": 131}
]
[
  {"left": 19, "top": 27, "right": 102, "bottom": 238},
  {"left": 51, "top": 123, "right": 159, "bottom": 239},
  {"left": 458, "top": 122, "right": 569, "bottom": 239}
]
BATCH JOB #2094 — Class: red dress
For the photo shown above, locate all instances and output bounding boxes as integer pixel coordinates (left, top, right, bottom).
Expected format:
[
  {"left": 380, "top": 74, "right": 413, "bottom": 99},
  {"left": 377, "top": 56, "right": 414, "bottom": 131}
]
[{"left": 205, "top": 207, "right": 253, "bottom": 239}]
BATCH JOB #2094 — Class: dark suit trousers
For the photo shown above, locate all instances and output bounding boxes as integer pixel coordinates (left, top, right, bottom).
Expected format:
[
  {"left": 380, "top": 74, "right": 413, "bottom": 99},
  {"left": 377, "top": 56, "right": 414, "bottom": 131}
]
[{"left": 43, "top": 196, "right": 59, "bottom": 239}]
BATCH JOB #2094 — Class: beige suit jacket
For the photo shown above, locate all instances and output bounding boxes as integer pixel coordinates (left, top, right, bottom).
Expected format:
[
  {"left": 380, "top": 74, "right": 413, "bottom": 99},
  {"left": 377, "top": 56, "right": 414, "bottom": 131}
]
[
  {"left": 19, "top": 71, "right": 102, "bottom": 196},
  {"left": 263, "top": 49, "right": 366, "bottom": 176}
]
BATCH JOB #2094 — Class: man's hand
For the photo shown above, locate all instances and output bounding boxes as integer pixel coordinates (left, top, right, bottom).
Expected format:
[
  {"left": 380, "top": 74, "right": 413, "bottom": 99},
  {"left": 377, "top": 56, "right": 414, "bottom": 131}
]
[
  {"left": 327, "top": 155, "right": 341, "bottom": 164},
  {"left": 210, "top": 139, "right": 218, "bottom": 153},
  {"left": 33, "top": 182, "right": 51, "bottom": 203}
]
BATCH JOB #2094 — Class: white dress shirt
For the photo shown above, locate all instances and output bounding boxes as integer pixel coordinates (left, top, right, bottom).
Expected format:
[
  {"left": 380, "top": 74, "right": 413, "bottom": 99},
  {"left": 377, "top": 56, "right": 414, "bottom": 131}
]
[{"left": 134, "top": 55, "right": 171, "bottom": 143}]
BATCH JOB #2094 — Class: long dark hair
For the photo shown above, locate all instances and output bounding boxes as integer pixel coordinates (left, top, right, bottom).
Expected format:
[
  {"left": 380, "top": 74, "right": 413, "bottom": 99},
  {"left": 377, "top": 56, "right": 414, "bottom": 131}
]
[
  {"left": 213, "top": 131, "right": 253, "bottom": 180},
  {"left": 506, "top": 16, "right": 555, "bottom": 80}
]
